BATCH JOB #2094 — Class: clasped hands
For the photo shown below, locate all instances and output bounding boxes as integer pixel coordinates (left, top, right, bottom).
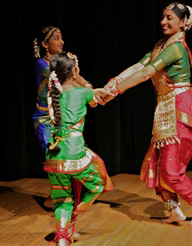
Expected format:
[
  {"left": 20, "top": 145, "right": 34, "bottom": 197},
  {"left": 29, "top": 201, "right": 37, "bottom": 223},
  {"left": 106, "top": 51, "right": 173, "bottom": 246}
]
[{"left": 93, "top": 79, "right": 119, "bottom": 106}]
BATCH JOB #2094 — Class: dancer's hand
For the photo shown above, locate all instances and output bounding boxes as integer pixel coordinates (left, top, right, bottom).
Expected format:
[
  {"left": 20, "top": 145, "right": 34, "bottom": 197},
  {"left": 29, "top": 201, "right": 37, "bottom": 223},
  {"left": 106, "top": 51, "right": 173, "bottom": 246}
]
[
  {"left": 102, "top": 94, "right": 116, "bottom": 104},
  {"left": 93, "top": 88, "right": 113, "bottom": 106},
  {"left": 103, "top": 79, "right": 119, "bottom": 104}
]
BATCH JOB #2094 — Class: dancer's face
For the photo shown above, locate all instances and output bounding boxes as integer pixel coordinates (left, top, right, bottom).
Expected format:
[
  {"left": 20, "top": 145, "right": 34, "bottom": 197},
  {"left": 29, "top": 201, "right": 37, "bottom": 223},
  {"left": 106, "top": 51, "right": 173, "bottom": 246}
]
[
  {"left": 160, "top": 9, "right": 185, "bottom": 36},
  {"left": 46, "top": 30, "right": 64, "bottom": 54}
]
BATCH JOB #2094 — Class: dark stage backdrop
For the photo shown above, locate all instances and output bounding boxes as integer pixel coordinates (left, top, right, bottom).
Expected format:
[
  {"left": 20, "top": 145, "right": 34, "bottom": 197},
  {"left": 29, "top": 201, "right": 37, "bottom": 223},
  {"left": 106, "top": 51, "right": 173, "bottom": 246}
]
[{"left": 1, "top": 0, "right": 192, "bottom": 180}]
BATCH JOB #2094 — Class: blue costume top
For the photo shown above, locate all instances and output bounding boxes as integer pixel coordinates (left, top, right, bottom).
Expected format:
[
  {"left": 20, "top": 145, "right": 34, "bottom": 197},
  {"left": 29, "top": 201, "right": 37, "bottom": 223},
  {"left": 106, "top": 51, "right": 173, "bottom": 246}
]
[{"left": 32, "top": 58, "right": 52, "bottom": 149}]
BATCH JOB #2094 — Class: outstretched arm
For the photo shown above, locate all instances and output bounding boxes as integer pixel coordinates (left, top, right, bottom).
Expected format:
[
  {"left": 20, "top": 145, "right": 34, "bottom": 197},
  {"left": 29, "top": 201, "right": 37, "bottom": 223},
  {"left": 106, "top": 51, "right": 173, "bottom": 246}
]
[
  {"left": 118, "top": 64, "right": 156, "bottom": 93},
  {"left": 103, "top": 62, "right": 146, "bottom": 103},
  {"left": 104, "top": 64, "right": 156, "bottom": 103},
  {"left": 118, "top": 62, "right": 145, "bottom": 80},
  {"left": 116, "top": 43, "right": 186, "bottom": 93},
  {"left": 104, "top": 62, "right": 144, "bottom": 91}
]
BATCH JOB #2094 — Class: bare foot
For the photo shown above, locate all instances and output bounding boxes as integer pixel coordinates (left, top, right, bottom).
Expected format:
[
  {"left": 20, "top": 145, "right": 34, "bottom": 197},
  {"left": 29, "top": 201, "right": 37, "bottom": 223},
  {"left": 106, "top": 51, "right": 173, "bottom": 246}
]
[{"left": 165, "top": 207, "right": 186, "bottom": 224}]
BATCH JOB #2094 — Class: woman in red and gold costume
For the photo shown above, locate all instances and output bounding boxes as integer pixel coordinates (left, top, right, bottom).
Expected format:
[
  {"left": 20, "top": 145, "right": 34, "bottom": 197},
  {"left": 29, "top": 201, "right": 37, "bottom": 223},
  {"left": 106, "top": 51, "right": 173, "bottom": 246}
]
[{"left": 104, "top": 2, "right": 192, "bottom": 223}]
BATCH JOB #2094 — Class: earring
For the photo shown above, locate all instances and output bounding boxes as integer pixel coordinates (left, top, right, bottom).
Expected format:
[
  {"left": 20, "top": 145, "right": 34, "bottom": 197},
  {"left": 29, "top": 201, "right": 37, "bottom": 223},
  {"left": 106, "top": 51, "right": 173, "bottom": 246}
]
[
  {"left": 46, "top": 48, "right": 49, "bottom": 52},
  {"left": 73, "top": 75, "right": 76, "bottom": 80}
]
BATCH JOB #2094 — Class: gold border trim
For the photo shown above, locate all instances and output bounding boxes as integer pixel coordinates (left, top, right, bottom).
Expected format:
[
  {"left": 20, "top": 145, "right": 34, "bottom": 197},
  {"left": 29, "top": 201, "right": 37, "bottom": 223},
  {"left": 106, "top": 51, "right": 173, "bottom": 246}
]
[
  {"left": 50, "top": 185, "right": 72, "bottom": 190},
  {"left": 45, "top": 149, "right": 92, "bottom": 173},
  {"left": 176, "top": 110, "right": 192, "bottom": 125},
  {"left": 36, "top": 103, "right": 49, "bottom": 111}
]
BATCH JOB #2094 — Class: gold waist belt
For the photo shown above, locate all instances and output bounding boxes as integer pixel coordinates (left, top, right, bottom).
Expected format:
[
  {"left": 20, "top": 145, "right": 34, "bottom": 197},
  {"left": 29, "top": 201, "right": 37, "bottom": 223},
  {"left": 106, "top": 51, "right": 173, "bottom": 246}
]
[
  {"left": 36, "top": 103, "right": 49, "bottom": 111},
  {"left": 45, "top": 148, "right": 93, "bottom": 173},
  {"left": 49, "top": 132, "right": 83, "bottom": 150},
  {"left": 157, "top": 87, "right": 191, "bottom": 102}
]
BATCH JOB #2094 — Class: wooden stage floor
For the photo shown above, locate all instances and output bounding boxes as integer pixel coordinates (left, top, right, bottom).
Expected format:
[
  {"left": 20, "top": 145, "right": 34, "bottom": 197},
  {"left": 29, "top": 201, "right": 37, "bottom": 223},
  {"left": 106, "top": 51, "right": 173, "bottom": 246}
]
[{"left": 1, "top": 172, "right": 192, "bottom": 246}]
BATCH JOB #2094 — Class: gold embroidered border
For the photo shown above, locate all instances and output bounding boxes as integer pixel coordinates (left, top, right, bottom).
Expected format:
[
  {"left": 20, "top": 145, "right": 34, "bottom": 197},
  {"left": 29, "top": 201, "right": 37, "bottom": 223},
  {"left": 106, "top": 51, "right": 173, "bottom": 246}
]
[
  {"left": 152, "top": 58, "right": 166, "bottom": 71},
  {"left": 33, "top": 115, "right": 51, "bottom": 129},
  {"left": 142, "top": 56, "right": 151, "bottom": 66},
  {"left": 50, "top": 185, "right": 72, "bottom": 190},
  {"left": 45, "top": 149, "right": 92, "bottom": 172},
  {"left": 38, "top": 77, "right": 49, "bottom": 96},
  {"left": 157, "top": 87, "right": 191, "bottom": 102},
  {"left": 52, "top": 197, "right": 73, "bottom": 204},
  {"left": 176, "top": 110, "right": 192, "bottom": 126},
  {"left": 36, "top": 103, "right": 49, "bottom": 111},
  {"left": 152, "top": 96, "right": 177, "bottom": 142}
]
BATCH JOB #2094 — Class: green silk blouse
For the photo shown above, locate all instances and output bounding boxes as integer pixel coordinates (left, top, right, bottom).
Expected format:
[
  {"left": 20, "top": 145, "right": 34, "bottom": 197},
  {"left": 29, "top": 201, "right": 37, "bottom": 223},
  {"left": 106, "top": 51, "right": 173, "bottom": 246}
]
[{"left": 140, "top": 42, "right": 191, "bottom": 84}]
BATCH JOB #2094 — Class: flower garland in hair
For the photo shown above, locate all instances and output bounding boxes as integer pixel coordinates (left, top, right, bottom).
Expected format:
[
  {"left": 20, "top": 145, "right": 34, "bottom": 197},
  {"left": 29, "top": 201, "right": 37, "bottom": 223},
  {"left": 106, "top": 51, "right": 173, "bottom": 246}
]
[
  {"left": 47, "top": 90, "right": 56, "bottom": 124},
  {"left": 33, "top": 38, "right": 40, "bottom": 58},
  {"left": 49, "top": 71, "right": 63, "bottom": 93},
  {"left": 186, "top": 5, "right": 192, "bottom": 31},
  {"left": 166, "top": 3, "right": 192, "bottom": 31},
  {"left": 47, "top": 71, "right": 63, "bottom": 124}
]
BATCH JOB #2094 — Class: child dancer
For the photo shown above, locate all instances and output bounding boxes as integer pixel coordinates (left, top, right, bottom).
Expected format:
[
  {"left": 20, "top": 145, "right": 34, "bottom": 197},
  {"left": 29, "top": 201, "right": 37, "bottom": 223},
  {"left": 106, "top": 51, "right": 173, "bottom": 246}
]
[{"left": 44, "top": 51, "right": 113, "bottom": 245}]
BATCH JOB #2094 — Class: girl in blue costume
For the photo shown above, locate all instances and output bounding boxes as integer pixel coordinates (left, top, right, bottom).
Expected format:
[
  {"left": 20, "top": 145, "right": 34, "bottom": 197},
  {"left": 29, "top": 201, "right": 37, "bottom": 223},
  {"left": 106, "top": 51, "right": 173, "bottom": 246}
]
[
  {"left": 33, "top": 26, "right": 95, "bottom": 150},
  {"left": 33, "top": 26, "right": 64, "bottom": 149}
]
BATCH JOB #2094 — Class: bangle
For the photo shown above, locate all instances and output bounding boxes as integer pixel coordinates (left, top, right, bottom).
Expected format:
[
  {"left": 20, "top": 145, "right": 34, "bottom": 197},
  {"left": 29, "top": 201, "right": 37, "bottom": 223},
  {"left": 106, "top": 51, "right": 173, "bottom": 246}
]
[
  {"left": 81, "top": 79, "right": 86, "bottom": 85},
  {"left": 85, "top": 83, "right": 93, "bottom": 88},
  {"left": 115, "top": 75, "right": 123, "bottom": 84},
  {"left": 81, "top": 79, "right": 93, "bottom": 88},
  {"left": 93, "top": 96, "right": 98, "bottom": 103}
]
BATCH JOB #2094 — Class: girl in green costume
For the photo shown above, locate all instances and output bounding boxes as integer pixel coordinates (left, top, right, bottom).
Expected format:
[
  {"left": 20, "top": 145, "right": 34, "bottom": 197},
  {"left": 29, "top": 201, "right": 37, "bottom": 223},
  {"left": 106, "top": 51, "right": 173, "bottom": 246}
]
[{"left": 44, "top": 51, "right": 113, "bottom": 245}]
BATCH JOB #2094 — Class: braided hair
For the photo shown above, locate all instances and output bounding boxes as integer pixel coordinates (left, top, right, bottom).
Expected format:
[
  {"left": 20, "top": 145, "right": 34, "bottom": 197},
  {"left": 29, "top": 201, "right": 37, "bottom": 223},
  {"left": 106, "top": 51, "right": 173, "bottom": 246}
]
[{"left": 47, "top": 52, "right": 77, "bottom": 152}]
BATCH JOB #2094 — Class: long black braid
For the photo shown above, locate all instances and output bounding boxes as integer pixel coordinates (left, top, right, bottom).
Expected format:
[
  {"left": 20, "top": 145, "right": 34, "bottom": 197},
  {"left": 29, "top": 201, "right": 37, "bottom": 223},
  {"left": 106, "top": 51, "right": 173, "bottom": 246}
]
[{"left": 48, "top": 52, "right": 76, "bottom": 152}]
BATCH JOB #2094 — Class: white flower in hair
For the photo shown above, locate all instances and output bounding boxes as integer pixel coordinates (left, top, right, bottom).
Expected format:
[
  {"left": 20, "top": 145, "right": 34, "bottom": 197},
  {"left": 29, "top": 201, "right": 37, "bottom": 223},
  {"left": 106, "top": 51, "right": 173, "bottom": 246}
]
[
  {"left": 47, "top": 91, "right": 56, "bottom": 124},
  {"left": 50, "top": 71, "right": 63, "bottom": 94},
  {"left": 186, "top": 5, "right": 192, "bottom": 31},
  {"left": 50, "top": 70, "right": 57, "bottom": 80}
]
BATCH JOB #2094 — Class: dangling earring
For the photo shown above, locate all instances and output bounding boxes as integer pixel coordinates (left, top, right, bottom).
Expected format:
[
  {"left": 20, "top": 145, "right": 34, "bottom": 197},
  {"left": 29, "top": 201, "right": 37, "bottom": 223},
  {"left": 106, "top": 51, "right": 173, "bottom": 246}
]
[
  {"left": 46, "top": 48, "right": 49, "bottom": 52},
  {"left": 73, "top": 75, "right": 76, "bottom": 80}
]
